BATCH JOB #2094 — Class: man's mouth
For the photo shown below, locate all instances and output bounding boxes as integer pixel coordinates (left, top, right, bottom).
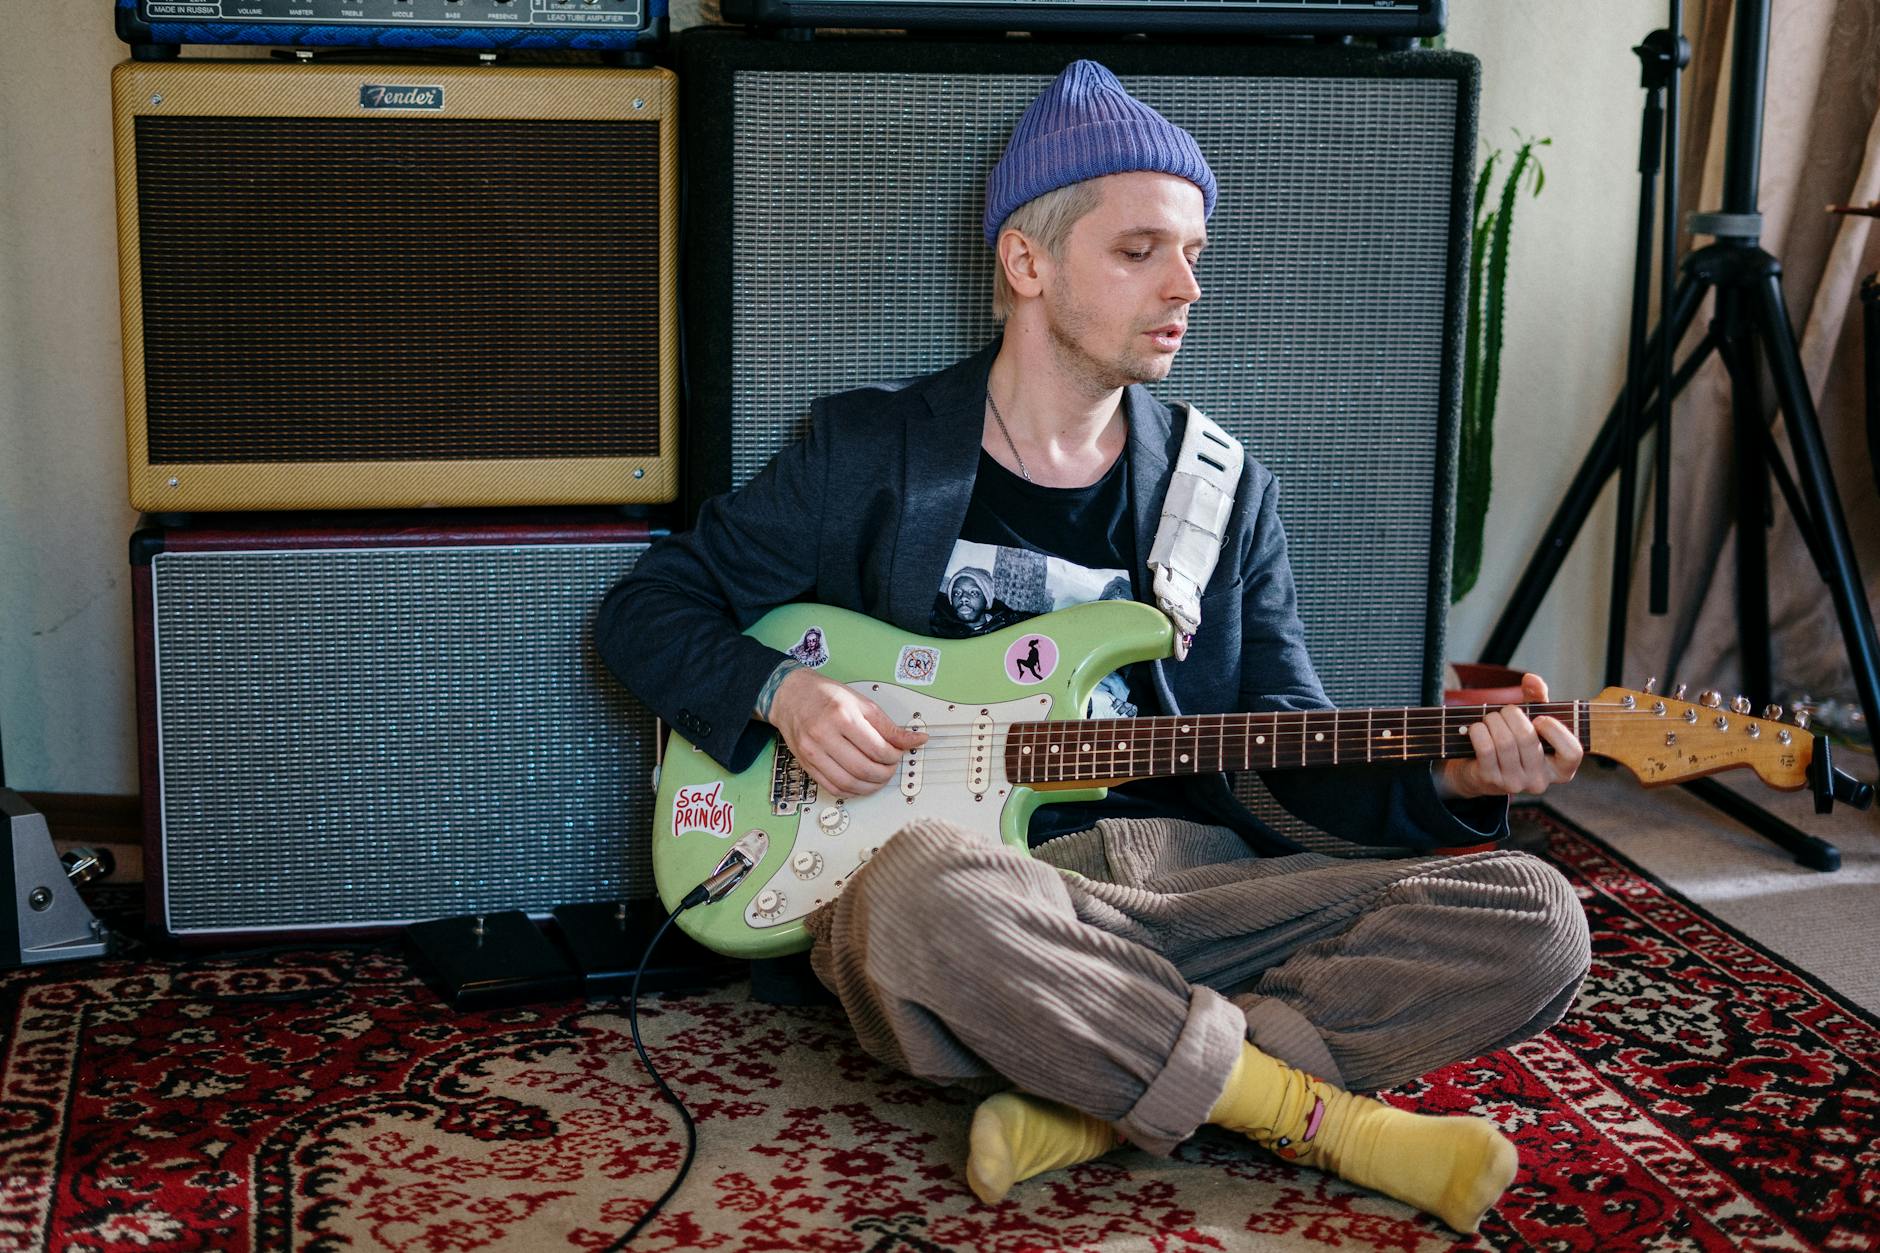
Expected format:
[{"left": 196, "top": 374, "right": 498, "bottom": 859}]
[{"left": 1147, "top": 324, "right": 1185, "bottom": 349}]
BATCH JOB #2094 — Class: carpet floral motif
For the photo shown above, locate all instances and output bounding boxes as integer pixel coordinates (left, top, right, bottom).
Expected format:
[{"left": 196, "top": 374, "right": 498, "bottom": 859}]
[{"left": 2, "top": 810, "right": 1873, "bottom": 1251}]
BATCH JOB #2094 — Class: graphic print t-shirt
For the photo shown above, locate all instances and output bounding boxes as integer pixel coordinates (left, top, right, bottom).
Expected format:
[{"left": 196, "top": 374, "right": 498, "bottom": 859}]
[{"left": 932, "top": 450, "right": 1201, "bottom": 843}]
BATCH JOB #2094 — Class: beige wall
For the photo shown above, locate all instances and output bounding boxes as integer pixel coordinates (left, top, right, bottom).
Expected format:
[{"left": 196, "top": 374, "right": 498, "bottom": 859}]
[
  {"left": 0, "top": 1, "right": 1647, "bottom": 794},
  {"left": 1442, "top": 3, "right": 1648, "bottom": 697}
]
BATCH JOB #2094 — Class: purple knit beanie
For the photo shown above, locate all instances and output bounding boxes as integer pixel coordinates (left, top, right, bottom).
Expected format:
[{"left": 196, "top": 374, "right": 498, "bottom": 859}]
[{"left": 983, "top": 60, "right": 1217, "bottom": 248}]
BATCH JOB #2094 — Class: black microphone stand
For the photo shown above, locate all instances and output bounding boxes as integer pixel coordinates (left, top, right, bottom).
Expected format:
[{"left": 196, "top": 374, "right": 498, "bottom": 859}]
[{"left": 1476, "top": 0, "right": 1875, "bottom": 869}]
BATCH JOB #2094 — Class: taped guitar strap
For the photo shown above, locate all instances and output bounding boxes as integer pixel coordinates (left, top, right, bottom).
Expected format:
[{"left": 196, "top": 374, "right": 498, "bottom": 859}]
[{"left": 1148, "top": 402, "right": 1244, "bottom": 661}]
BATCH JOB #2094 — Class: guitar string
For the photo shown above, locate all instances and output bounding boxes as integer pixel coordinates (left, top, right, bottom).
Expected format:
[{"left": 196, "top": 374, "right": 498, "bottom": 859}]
[
  {"left": 868, "top": 702, "right": 1681, "bottom": 746},
  {"left": 773, "top": 705, "right": 1780, "bottom": 786}
]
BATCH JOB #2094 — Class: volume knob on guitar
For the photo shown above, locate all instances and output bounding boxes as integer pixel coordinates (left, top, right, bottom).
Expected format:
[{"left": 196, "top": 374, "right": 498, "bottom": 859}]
[{"left": 817, "top": 805, "right": 850, "bottom": 836}]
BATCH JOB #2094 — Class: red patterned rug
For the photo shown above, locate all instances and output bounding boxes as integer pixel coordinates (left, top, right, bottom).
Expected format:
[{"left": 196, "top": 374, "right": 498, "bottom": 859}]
[{"left": 3, "top": 808, "right": 1875, "bottom": 1252}]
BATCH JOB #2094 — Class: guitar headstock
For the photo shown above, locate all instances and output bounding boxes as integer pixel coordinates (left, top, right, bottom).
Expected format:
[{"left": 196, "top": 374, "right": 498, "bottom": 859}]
[{"left": 1588, "top": 686, "right": 1815, "bottom": 790}]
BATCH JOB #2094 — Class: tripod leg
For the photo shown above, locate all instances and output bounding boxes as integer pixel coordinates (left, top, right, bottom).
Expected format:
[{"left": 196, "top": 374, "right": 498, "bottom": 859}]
[
  {"left": 1481, "top": 273, "right": 1711, "bottom": 666},
  {"left": 1713, "top": 286, "right": 1774, "bottom": 705},
  {"left": 1751, "top": 271, "right": 1880, "bottom": 748}
]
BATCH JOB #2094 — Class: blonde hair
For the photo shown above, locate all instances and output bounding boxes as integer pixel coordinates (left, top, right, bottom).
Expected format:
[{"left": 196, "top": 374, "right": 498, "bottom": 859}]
[{"left": 990, "top": 179, "right": 1103, "bottom": 322}]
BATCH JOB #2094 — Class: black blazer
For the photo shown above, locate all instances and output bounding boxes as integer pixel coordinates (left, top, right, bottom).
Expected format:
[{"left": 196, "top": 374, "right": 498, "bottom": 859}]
[{"left": 596, "top": 343, "right": 1504, "bottom": 855}]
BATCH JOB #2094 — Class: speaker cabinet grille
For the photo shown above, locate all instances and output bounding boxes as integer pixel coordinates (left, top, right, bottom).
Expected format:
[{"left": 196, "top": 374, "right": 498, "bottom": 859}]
[
  {"left": 135, "top": 520, "right": 659, "bottom": 937},
  {"left": 682, "top": 32, "right": 1476, "bottom": 851},
  {"left": 134, "top": 116, "right": 663, "bottom": 463},
  {"left": 114, "top": 62, "right": 679, "bottom": 509},
  {"left": 687, "top": 31, "right": 1472, "bottom": 709}
]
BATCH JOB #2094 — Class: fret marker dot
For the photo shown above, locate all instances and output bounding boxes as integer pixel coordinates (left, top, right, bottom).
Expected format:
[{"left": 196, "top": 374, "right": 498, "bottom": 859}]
[
  {"left": 1179, "top": 753, "right": 1190, "bottom": 764},
  {"left": 1049, "top": 745, "right": 1060, "bottom": 754},
  {"left": 1021, "top": 746, "right": 1032, "bottom": 755},
  {"left": 1115, "top": 741, "right": 1126, "bottom": 751},
  {"left": 1256, "top": 735, "right": 1266, "bottom": 745},
  {"left": 1081, "top": 743, "right": 1091, "bottom": 752},
  {"left": 1181, "top": 725, "right": 1191, "bottom": 734},
  {"left": 1382, "top": 729, "right": 1393, "bottom": 738},
  {"left": 1314, "top": 732, "right": 1325, "bottom": 742}
]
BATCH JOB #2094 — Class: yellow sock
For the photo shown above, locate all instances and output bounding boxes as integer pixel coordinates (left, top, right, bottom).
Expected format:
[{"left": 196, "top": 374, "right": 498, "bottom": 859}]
[
  {"left": 1207, "top": 1040, "right": 1518, "bottom": 1234},
  {"left": 965, "top": 1092, "right": 1122, "bottom": 1205}
]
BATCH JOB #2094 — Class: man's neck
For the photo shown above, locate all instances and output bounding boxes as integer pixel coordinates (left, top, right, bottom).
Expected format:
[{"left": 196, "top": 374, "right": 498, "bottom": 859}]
[{"left": 984, "top": 327, "right": 1128, "bottom": 488}]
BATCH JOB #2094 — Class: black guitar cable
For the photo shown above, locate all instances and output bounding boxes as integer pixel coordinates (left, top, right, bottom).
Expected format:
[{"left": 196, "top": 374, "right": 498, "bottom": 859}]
[{"left": 603, "top": 851, "right": 752, "bottom": 1252}]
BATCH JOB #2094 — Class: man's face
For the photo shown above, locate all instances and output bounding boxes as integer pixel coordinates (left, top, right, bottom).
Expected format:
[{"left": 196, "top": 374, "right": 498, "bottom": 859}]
[
  {"left": 951, "top": 580, "right": 987, "bottom": 620},
  {"left": 1036, "top": 171, "right": 1207, "bottom": 392}
]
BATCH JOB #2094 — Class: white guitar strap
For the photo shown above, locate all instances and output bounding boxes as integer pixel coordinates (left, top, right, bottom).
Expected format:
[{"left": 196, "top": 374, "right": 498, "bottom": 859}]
[{"left": 1148, "top": 402, "right": 1243, "bottom": 661}]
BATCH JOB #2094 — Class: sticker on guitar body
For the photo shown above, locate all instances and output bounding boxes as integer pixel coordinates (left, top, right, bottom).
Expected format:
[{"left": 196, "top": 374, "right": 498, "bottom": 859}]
[
  {"left": 1004, "top": 634, "right": 1058, "bottom": 684},
  {"left": 897, "top": 645, "right": 940, "bottom": 685},
  {"left": 672, "top": 781, "right": 735, "bottom": 838}
]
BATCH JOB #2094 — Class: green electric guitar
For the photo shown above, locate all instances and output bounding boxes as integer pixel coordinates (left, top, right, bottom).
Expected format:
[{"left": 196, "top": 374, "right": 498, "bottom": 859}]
[{"left": 651, "top": 600, "right": 1825, "bottom": 959}]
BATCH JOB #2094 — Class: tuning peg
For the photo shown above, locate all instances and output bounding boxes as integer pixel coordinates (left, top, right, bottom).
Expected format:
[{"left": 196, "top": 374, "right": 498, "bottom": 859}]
[
  {"left": 1699, "top": 689, "right": 1723, "bottom": 708},
  {"left": 1644, "top": 677, "right": 1658, "bottom": 694},
  {"left": 1763, "top": 703, "right": 1783, "bottom": 721},
  {"left": 1731, "top": 695, "right": 1752, "bottom": 714},
  {"left": 1673, "top": 684, "right": 1688, "bottom": 700},
  {"left": 1794, "top": 709, "right": 1811, "bottom": 729}
]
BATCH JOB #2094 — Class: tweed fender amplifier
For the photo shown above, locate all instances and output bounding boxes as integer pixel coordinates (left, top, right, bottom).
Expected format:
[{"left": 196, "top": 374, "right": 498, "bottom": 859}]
[
  {"left": 680, "top": 29, "right": 1477, "bottom": 848},
  {"left": 132, "top": 515, "right": 663, "bottom": 940},
  {"left": 111, "top": 61, "right": 679, "bottom": 511}
]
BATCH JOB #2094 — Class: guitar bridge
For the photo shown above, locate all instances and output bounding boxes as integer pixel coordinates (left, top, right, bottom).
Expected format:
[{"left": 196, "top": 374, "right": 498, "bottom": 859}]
[{"left": 771, "top": 742, "right": 818, "bottom": 815}]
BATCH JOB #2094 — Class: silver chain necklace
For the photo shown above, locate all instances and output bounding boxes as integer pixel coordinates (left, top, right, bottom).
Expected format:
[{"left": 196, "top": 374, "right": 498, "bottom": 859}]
[{"left": 985, "top": 388, "right": 1032, "bottom": 482}]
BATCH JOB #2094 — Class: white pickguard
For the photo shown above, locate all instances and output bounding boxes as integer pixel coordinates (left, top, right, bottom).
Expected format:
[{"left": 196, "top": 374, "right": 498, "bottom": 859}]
[{"left": 743, "top": 684, "right": 1055, "bottom": 930}]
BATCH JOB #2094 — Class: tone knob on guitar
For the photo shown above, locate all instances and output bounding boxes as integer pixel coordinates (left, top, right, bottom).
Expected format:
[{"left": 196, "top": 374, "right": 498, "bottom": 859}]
[
  {"left": 791, "top": 850, "right": 824, "bottom": 879},
  {"left": 753, "top": 889, "right": 786, "bottom": 919}
]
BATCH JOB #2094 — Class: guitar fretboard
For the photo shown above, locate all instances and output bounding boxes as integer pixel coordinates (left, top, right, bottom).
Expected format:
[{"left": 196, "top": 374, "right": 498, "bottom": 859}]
[{"left": 1004, "top": 702, "right": 1588, "bottom": 785}]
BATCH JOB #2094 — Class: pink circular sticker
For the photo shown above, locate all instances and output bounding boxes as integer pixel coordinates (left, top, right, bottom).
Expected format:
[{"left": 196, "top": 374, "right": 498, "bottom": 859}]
[{"left": 1004, "top": 633, "right": 1058, "bottom": 685}]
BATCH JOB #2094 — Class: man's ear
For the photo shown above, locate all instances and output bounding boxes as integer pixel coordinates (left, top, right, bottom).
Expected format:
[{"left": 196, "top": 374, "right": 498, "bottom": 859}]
[{"left": 998, "top": 228, "right": 1046, "bottom": 301}]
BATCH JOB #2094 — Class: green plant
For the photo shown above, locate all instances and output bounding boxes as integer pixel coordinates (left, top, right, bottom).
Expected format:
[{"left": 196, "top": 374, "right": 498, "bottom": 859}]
[{"left": 1453, "top": 132, "right": 1550, "bottom": 604}]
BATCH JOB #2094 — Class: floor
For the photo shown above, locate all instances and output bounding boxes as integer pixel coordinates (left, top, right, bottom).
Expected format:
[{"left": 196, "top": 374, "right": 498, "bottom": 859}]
[{"left": 1538, "top": 745, "right": 1880, "bottom": 1014}]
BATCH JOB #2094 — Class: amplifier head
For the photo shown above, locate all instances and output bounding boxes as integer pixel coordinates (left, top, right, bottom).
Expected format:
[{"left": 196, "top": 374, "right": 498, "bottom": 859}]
[
  {"left": 132, "top": 515, "right": 663, "bottom": 940},
  {"left": 116, "top": 0, "right": 670, "bottom": 53},
  {"left": 112, "top": 60, "right": 679, "bottom": 511}
]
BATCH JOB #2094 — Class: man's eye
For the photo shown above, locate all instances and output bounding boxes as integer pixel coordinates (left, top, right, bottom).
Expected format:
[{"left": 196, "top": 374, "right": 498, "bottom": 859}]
[{"left": 1122, "top": 249, "right": 1150, "bottom": 261}]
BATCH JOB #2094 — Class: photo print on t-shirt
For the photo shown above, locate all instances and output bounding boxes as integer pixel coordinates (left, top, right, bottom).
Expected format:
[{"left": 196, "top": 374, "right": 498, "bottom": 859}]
[{"left": 930, "top": 539, "right": 1138, "bottom": 718}]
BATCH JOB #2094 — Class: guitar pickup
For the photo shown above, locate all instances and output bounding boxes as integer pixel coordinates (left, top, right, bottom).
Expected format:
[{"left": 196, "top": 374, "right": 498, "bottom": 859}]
[
  {"left": 969, "top": 711, "right": 994, "bottom": 797},
  {"left": 900, "top": 712, "right": 925, "bottom": 800},
  {"left": 771, "top": 742, "right": 818, "bottom": 815}
]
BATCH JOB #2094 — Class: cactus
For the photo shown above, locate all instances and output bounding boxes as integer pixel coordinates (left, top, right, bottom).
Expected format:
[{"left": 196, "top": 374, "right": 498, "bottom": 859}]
[{"left": 1454, "top": 133, "right": 1549, "bottom": 603}]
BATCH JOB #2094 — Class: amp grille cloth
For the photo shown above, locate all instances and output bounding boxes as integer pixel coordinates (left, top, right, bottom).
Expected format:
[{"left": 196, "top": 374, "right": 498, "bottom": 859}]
[
  {"left": 152, "top": 541, "right": 656, "bottom": 933},
  {"left": 730, "top": 71, "right": 1458, "bottom": 853},
  {"left": 134, "top": 116, "right": 663, "bottom": 463}
]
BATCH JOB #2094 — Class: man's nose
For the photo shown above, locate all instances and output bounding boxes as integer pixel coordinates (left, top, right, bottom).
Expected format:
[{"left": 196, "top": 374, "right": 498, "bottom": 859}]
[{"left": 1170, "top": 257, "right": 1201, "bottom": 304}]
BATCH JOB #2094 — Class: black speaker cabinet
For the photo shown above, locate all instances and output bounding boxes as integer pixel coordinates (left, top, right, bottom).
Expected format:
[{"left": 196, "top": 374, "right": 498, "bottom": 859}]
[
  {"left": 681, "top": 28, "right": 1475, "bottom": 701},
  {"left": 132, "top": 515, "right": 663, "bottom": 940},
  {"left": 678, "top": 29, "right": 1477, "bottom": 847}
]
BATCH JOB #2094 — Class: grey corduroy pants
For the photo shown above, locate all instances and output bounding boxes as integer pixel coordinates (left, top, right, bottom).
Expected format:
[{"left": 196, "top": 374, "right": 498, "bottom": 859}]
[{"left": 804, "top": 815, "right": 1590, "bottom": 1156}]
